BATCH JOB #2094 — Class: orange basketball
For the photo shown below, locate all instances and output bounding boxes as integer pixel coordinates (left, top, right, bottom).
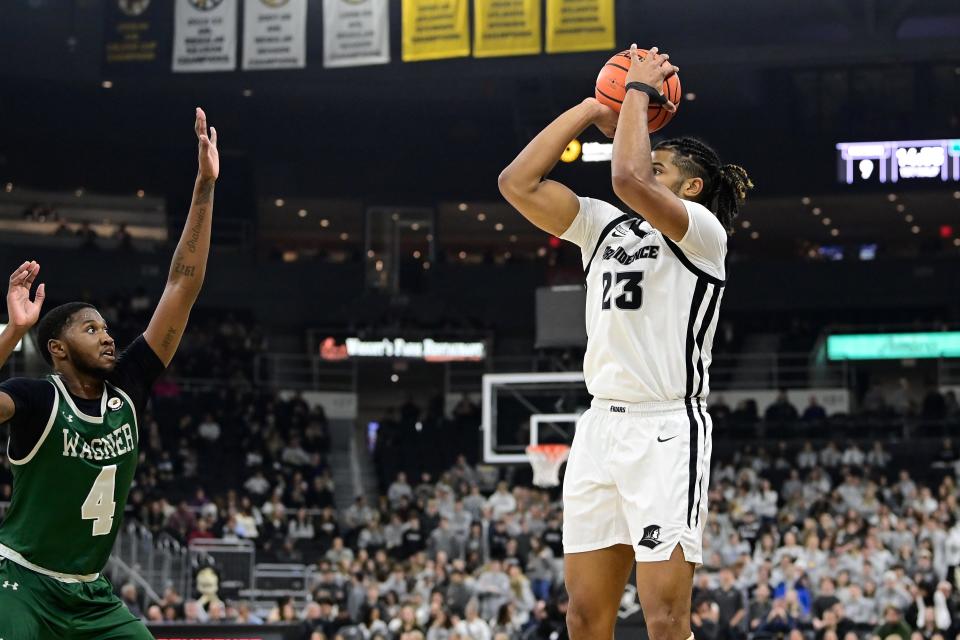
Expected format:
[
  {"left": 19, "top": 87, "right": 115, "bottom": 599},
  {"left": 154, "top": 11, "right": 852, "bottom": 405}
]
[{"left": 595, "top": 49, "right": 681, "bottom": 133}]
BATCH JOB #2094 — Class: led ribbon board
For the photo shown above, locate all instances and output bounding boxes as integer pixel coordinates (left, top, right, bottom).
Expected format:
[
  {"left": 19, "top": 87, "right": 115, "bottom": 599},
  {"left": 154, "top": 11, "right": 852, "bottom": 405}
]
[
  {"left": 827, "top": 332, "right": 960, "bottom": 360},
  {"left": 836, "top": 139, "right": 960, "bottom": 184}
]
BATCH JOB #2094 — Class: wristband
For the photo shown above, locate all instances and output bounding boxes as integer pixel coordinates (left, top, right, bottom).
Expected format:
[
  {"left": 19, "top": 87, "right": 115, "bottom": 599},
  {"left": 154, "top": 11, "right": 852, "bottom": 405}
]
[{"left": 625, "top": 82, "right": 668, "bottom": 105}]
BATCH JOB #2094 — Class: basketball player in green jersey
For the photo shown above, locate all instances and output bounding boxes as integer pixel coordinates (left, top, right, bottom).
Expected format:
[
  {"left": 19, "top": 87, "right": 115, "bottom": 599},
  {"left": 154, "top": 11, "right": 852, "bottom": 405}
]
[{"left": 0, "top": 108, "right": 219, "bottom": 639}]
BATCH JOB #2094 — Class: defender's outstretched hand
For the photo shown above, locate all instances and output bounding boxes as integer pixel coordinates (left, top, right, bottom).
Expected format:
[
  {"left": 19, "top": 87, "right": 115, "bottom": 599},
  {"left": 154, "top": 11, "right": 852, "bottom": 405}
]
[
  {"left": 195, "top": 107, "right": 219, "bottom": 181},
  {"left": 6, "top": 261, "right": 45, "bottom": 331}
]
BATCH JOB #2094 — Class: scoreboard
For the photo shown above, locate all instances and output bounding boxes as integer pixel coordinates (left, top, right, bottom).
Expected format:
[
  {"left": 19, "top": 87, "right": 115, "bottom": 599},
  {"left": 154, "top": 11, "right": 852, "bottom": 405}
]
[{"left": 836, "top": 138, "right": 960, "bottom": 184}]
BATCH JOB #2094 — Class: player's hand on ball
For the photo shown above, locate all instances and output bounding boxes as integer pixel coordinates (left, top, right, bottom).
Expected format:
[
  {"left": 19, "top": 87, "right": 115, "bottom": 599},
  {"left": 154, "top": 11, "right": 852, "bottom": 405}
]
[
  {"left": 626, "top": 44, "right": 679, "bottom": 113},
  {"left": 195, "top": 107, "right": 219, "bottom": 181},
  {"left": 583, "top": 97, "right": 619, "bottom": 138},
  {"left": 6, "top": 260, "right": 45, "bottom": 331}
]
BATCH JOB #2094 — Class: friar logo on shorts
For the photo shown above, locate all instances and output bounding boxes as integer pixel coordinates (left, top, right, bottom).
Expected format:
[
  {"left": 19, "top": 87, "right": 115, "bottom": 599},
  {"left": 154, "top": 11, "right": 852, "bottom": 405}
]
[{"left": 638, "top": 524, "right": 663, "bottom": 549}]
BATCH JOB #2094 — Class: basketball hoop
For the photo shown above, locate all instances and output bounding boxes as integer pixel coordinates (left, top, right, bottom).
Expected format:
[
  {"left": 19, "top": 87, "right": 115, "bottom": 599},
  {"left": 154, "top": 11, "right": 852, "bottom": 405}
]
[{"left": 526, "top": 444, "right": 571, "bottom": 487}]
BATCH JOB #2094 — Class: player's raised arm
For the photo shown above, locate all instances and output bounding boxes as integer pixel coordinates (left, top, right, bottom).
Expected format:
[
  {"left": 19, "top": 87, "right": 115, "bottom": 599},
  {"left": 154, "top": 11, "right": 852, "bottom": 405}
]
[
  {"left": 498, "top": 98, "right": 618, "bottom": 238},
  {"left": 0, "top": 261, "right": 45, "bottom": 422},
  {"left": 610, "top": 45, "right": 689, "bottom": 241},
  {"left": 143, "top": 108, "right": 219, "bottom": 367}
]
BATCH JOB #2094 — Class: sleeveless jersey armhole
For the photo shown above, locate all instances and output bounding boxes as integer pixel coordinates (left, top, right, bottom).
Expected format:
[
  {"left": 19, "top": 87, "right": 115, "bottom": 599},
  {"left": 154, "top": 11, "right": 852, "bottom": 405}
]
[{"left": 8, "top": 381, "right": 59, "bottom": 466}]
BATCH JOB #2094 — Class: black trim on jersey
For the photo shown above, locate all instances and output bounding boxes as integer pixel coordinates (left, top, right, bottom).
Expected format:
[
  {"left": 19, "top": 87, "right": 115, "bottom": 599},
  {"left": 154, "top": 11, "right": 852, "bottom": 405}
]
[
  {"left": 685, "top": 398, "right": 699, "bottom": 528},
  {"left": 584, "top": 214, "right": 632, "bottom": 280},
  {"left": 662, "top": 237, "right": 726, "bottom": 287},
  {"left": 693, "top": 285, "right": 722, "bottom": 398},
  {"left": 684, "top": 279, "right": 708, "bottom": 399},
  {"left": 694, "top": 398, "right": 708, "bottom": 526}
]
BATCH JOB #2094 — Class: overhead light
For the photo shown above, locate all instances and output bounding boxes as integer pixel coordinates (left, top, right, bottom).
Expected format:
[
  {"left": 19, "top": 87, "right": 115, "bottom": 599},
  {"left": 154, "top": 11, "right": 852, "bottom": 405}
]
[
  {"left": 136, "top": 189, "right": 145, "bottom": 198},
  {"left": 458, "top": 203, "right": 468, "bottom": 211},
  {"left": 905, "top": 214, "right": 914, "bottom": 223},
  {"left": 477, "top": 213, "right": 487, "bottom": 222},
  {"left": 340, "top": 232, "right": 349, "bottom": 240},
  {"left": 423, "top": 261, "right": 431, "bottom": 270},
  {"left": 101, "top": 80, "right": 113, "bottom": 89},
  {"left": 801, "top": 197, "right": 811, "bottom": 205},
  {"left": 911, "top": 225, "right": 920, "bottom": 234},
  {"left": 807, "top": 248, "right": 818, "bottom": 258},
  {"left": 822, "top": 217, "right": 831, "bottom": 225},
  {"left": 895, "top": 204, "right": 905, "bottom": 212},
  {"left": 390, "top": 374, "right": 399, "bottom": 383},
  {"left": 812, "top": 207, "right": 821, "bottom": 215},
  {"left": 830, "top": 228, "right": 839, "bottom": 237},
  {"left": 495, "top": 223, "right": 504, "bottom": 231},
  {"left": 297, "top": 209, "right": 308, "bottom": 218},
  {"left": 504, "top": 251, "right": 512, "bottom": 259},
  {"left": 537, "top": 247, "right": 547, "bottom": 257},
  {"left": 411, "top": 223, "right": 420, "bottom": 231},
  {"left": 4, "top": 182, "right": 12, "bottom": 193},
  {"left": 413, "top": 250, "right": 422, "bottom": 259},
  {"left": 954, "top": 238, "right": 960, "bottom": 247},
  {"left": 281, "top": 250, "right": 298, "bottom": 262},
  {"left": 509, "top": 234, "right": 518, "bottom": 243},
  {"left": 366, "top": 250, "right": 375, "bottom": 258},
  {"left": 458, "top": 251, "right": 467, "bottom": 260},
  {"left": 684, "top": 92, "right": 696, "bottom": 101},
  {"left": 887, "top": 194, "right": 898, "bottom": 202},
  {"left": 953, "top": 191, "right": 960, "bottom": 199},
  {"left": 242, "top": 89, "right": 253, "bottom": 97},
  {"left": 391, "top": 213, "right": 400, "bottom": 221},
  {"left": 375, "top": 260, "right": 384, "bottom": 272},
  {"left": 741, "top": 220, "right": 751, "bottom": 229},
  {"left": 320, "top": 219, "right": 330, "bottom": 227},
  {"left": 426, "top": 234, "right": 434, "bottom": 242},
  {"left": 750, "top": 231, "right": 759, "bottom": 240},
  {"left": 75, "top": 188, "right": 84, "bottom": 197},
  {"left": 274, "top": 198, "right": 285, "bottom": 207}
]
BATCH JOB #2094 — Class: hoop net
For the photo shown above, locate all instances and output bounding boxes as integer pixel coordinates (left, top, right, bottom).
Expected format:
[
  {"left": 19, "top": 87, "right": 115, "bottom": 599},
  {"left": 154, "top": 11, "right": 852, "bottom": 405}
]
[{"left": 526, "top": 444, "right": 571, "bottom": 487}]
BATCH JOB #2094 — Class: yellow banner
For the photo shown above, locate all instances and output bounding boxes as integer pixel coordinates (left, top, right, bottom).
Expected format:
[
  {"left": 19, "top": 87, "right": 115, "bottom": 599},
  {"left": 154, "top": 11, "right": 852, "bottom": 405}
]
[
  {"left": 473, "top": 0, "right": 541, "bottom": 58},
  {"left": 402, "top": 0, "right": 471, "bottom": 62},
  {"left": 546, "top": 0, "right": 615, "bottom": 54}
]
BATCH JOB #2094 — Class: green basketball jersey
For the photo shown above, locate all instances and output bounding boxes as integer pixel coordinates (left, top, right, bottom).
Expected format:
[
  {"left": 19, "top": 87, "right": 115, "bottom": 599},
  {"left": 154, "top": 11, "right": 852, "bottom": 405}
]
[{"left": 0, "top": 375, "right": 139, "bottom": 579}]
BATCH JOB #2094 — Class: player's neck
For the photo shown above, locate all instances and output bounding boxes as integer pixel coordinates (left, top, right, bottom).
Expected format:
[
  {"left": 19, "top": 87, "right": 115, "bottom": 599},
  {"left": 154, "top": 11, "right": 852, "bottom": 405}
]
[{"left": 55, "top": 368, "right": 105, "bottom": 399}]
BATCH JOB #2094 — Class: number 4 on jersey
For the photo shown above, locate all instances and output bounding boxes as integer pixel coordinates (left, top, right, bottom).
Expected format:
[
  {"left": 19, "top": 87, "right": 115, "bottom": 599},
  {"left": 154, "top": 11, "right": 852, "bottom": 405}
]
[
  {"left": 81, "top": 465, "right": 117, "bottom": 536},
  {"left": 601, "top": 271, "right": 644, "bottom": 310}
]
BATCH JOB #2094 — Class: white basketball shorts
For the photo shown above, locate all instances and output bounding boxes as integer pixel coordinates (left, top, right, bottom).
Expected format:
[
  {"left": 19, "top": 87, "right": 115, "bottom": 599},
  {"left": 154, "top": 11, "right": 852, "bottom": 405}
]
[{"left": 562, "top": 398, "right": 712, "bottom": 563}]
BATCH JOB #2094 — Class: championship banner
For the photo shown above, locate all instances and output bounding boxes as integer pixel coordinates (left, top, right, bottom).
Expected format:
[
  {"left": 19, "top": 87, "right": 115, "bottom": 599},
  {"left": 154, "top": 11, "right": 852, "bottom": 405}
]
[
  {"left": 473, "top": 0, "right": 541, "bottom": 58},
  {"left": 172, "top": 0, "right": 238, "bottom": 72},
  {"left": 322, "top": 0, "right": 390, "bottom": 68},
  {"left": 104, "top": 0, "right": 166, "bottom": 69},
  {"left": 546, "top": 0, "right": 615, "bottom": 54},
  {"left": 242, "top": 0, "right": 307, "bottom": 70},
  {"left": 401, "top": 0, "right": 470, "bottom": 62}
]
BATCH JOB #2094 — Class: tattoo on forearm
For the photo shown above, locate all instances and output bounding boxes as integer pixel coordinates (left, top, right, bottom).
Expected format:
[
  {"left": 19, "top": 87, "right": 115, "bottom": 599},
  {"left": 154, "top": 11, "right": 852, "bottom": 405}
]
[
  {"left": 160, "top": 327, "right": 178, "bottom": 349},
  {"left": 185, "top": 206, "right": 206, "bottom": 254},
  {"left": 195, "top": 179, "right": 215, "bottom": 205}
]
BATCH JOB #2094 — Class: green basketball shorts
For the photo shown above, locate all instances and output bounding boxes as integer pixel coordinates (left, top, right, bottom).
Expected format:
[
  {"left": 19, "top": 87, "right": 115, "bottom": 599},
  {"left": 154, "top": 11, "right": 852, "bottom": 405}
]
[{"left": 0, "top": 558, "right": 153, "bottom": 639}]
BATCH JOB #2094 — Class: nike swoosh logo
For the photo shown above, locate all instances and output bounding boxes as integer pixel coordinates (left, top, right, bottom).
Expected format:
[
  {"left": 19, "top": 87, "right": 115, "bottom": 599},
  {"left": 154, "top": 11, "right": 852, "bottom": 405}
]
[{"left": 657, "top": 435, "right": 678, "bottom": 443}]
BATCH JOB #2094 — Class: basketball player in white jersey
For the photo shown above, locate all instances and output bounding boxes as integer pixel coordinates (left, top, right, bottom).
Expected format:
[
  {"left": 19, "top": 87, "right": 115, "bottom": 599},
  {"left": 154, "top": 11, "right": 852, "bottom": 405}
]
[{"left": 499, "top": 45, "right": 753, "bottom": 640}]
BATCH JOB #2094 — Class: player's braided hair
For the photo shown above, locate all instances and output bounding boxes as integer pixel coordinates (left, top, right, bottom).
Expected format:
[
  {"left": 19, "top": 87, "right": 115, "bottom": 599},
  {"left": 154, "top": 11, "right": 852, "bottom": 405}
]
[
  {"left": 653, "top": 137, "right": 754, "bottom": 231},
  {"left": 35, "top": 302, "right": 95, "bottom": 365}
]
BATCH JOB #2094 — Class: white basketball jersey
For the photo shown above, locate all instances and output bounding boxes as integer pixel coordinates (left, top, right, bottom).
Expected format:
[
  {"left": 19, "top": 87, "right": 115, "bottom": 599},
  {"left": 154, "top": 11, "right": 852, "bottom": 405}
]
[{"left": 561, "top": 197, "right": 727, "bottom": 404}]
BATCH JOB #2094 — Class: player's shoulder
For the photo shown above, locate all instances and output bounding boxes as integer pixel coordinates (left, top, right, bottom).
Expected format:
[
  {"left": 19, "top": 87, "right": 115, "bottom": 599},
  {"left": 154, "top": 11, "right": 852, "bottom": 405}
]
[
  {"left": 0, "top": 376, "right": 55, "bottom": 410},
  {"left": 680, "top": 199, "right": 728, "bottom": 241},
  {"left": 578, "top": 196, "right": 629, "bottom": 221}
]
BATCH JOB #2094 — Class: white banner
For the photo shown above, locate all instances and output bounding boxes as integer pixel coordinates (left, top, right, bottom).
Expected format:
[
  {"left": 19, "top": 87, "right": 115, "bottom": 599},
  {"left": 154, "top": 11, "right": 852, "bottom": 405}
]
[
  {"left": 242, "top": 0, "right": 307, "bottom": 70},
  {"left": 172, "top": 0, "right": 238, "bottom": 72},
  {"left": 323, "top": 0, "right": 390, "bottom": 68}
]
